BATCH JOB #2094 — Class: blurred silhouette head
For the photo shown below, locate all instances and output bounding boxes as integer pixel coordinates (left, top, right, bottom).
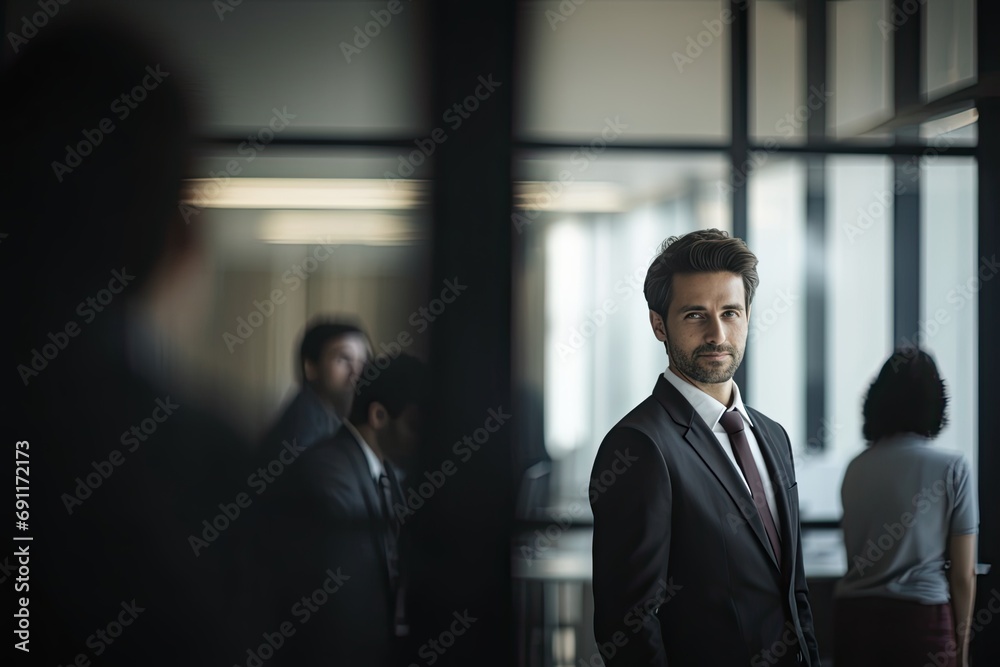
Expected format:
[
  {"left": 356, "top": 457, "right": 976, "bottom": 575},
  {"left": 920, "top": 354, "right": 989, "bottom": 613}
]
[
  {"left": 299, "top": 319, "right": 371, "bottom": 416},
  {"left": 863, "top": 347, "right": 949, "bottom": 443},
  {"left": 349, "top": 353, "right": 428, "bottom": 468},
  {"left": 2, "top": 12, "right": 196, "bottom": 332}
]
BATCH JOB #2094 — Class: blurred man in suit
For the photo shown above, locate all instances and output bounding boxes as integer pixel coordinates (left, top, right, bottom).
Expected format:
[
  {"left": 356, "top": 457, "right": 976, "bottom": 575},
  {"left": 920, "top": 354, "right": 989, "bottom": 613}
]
[
  {"left": 590, "top": 229, "right": 820, "bottom": 666},
  {"left": 2, "top": 14, "right": 264, "bottom": 664},
  {"left": 264, "top": 319, "right": 371, "bottom": 453},
  {"left": 268, "top": 353, "right": 428, "bottom": 666}
]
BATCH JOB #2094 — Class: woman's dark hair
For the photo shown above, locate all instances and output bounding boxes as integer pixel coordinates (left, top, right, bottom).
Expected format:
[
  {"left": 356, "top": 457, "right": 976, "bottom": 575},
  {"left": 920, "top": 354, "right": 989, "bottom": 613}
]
[
  {"left": 862, "top": 347, "right": 949, "bottom": 442},
  {"left": 643, "top": 228, "right": 760, "bottom": 320}
]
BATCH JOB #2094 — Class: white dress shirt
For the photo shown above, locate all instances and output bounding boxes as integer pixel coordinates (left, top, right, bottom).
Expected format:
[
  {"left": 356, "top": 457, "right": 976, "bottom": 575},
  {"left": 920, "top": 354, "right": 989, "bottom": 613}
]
[
  {"left": 662, "top": 367, "right": 780, "bottom": 527},
  {"left": 342, "top": 419, "right": 385, "bottom": 485}
]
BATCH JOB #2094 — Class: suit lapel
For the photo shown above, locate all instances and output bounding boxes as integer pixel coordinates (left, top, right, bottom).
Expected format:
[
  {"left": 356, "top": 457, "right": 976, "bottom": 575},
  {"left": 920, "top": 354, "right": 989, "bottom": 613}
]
[
  {"left": 340, "top": 430, "right": 392, "bottom": 580},
  {"left": 653, "top": 376, "right": 780, "bottom": 571}
]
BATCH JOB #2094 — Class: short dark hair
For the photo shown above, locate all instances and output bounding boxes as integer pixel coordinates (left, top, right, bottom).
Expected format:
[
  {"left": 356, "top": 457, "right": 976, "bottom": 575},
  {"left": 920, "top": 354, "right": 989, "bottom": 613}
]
[
  {"left": 862, "top": 347, "right": 949, "bottom": 442},
  {"left": 298, "top": 318, "right": 370, "bottom": 383},
  {"left": 643, "top": 229, "right": 760, "bottom": 320},
  {"left": 349, "top": 354, "right": 429, "bottom": 425}
]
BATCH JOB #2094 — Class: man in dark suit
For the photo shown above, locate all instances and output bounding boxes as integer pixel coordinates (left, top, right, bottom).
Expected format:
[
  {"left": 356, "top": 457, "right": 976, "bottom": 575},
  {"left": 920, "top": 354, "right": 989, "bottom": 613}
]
[
  {"left": 263, "top": 319, "right": 371, "bottom": 453},
  {"left": 590, "top": 229, "right": 821, "bottom": 667},
  {"left": 268, "top": 353, "right": 427, "bottom": 666}
]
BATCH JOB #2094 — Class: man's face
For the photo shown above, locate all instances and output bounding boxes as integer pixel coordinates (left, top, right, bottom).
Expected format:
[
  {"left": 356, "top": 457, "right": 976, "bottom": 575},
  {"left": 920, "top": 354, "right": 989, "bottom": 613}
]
[
  {"left": 382, "top": 404, "right": 422, "bottom": 469},
  {"left": 306, "top": 334, "right": 369, "bottom": 415},
  {"left": 653, "top": 271, "right": 749, "bottom": 386}
]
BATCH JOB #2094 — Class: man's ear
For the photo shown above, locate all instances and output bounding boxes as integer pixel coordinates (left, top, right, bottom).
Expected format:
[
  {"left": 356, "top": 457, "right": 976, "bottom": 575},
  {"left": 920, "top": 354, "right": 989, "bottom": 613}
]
[
  {"left": 368, "top": 402, "right": 389, "bottom": 430},
  {"left": 303, "top": 359, "right": 318, "bottom": 383},
  {"left": 649, "top": 310, "right": 668, "bottom": 343}
]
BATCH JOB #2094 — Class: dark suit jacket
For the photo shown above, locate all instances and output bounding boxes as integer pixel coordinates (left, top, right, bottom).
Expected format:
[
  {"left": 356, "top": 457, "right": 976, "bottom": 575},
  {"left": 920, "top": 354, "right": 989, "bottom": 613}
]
[
  {"left": 590, "top": 375, "right": 821, "bottom": 667},
  {"left": 263, "top": 384, "right": 343, "bottom": 454},
  {"left": 268, "top": 425, "right": 402, "bottom": 667}
]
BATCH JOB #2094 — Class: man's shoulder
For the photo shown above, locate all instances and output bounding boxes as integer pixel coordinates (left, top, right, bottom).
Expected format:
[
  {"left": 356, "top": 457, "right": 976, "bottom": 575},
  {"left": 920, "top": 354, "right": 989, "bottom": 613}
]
[
  {"left": 279, "top": 387, "right": 326, "bottom": 422},
  {"left": 266, "top": 387, "right": 340, "bottom": 449},
  {"left": 601, "top": 394, "right": 675, "bottom": 451},
  {"left": 743, "top": 404, "right": 785, "bottom": 434},
  {"left": 300, "top": 426, "right": 361, "bottom": 467},
  {"left": 615, "top": 394, "right": 664, "bottom": 429}
]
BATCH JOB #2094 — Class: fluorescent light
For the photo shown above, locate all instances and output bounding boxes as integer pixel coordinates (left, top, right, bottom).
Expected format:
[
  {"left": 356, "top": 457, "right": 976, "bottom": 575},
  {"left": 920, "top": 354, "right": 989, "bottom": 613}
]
[
  {"left": 180, "top": 177, "right": 626, "bottom": 214},
  {"left": 514, "top": 181, "right": 626, "bottom": 213},
  {"left": 258, "top": 211, "right": 424, "bottom": 245},
  {"left": 180, "top": 178, "right": 426, "bottom": 210}
]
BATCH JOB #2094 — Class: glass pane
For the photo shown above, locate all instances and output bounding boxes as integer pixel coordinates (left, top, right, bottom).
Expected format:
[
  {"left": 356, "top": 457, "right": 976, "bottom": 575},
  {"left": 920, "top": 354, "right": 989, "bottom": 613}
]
[
  {"left": 752, "top": 0, "right": 807, "bottom": 142},
  {"left": 924, "top": 0, "right": 976, "bottom": 100},
  {"left": 747, "top": 157, "right": 807, "bottom": 471},
  {"left": 513, "top": 152, "right": 731, "bottom": 508},
  {"left": 177, "top": 149, "right": 431, "bottom": 436},
  {"left": 54, "top": 0, "right": 432, "bottom": 137},
  {"left": 830, "top": 0, "right": 891, "bottom": 138},
  {"left": 515, "top": 1, "right": 729, "bottom": 141},
  {"left": 825, "top": 156, "right": 894, "bottom": 520},
  {"left": 920, "top": 157, "right": 978, "bottom": 477}
]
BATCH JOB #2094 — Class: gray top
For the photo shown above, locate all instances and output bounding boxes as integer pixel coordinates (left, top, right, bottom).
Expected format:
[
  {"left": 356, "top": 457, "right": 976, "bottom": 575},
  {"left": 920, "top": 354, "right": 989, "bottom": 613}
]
[{"left": 835, "top": 433, "right": 978, "bottom": 604}]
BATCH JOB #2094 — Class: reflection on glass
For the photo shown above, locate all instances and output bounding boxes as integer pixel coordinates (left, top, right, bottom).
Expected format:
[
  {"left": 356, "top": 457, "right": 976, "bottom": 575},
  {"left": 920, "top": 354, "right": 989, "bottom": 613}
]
[
  {"left": 830, "top": 0, "right": 891, "bottom": 138},
  {"left": 924, "top": 0, "right": 976, "bottom": 100},
  {"left": 919, "top": 109, "right": 978, "bottom": 147},
  {"left": 752, "top": 0, "right": 806, "bottom": 142},
  {"left": 826, "top": 156, "right": 893, "bottom": 518},
  {"left": 515, "top": 0, "right": 729, "bottom": 141},
  {"left": 173, "top": 150, "right": 431, "bottom": 436},
  {"left": 921, "top": 157, "right": 978, "bottom": 478},
  {"left": 93, "top": 0, "right": 430, "bottom": 135},
  {"left": 747, "top": 157, "right": 807, "bottom": 468},
  {"left": 514, "top": 152, "right": 730, "bottom": 506}
]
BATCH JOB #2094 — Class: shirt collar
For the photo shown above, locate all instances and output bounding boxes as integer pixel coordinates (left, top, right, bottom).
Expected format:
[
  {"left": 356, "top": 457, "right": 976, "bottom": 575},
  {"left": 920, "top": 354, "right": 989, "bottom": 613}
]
[
  {"left": 342, "top": 420, "right": 385, "bottom": 482},
  {"left": 662, "top": 364, "right": 754, "bottom": 430}
]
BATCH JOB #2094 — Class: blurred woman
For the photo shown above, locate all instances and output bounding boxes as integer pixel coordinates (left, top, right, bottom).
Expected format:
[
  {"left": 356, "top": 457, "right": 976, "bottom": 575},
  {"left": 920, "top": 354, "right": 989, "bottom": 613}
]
[{"left": 834, "top": 348, "right": 978, "bottom": 667}]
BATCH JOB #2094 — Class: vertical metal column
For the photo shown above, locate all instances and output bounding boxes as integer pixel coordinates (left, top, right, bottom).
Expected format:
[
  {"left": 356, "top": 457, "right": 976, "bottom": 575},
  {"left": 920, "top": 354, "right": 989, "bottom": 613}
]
[
  {"left": 730, "top": 0, "right": 750, "bottom": 394},
  {"left": 804, "top": 0, "right": 828, "bottom": 451},
  {"left": 891, "top": 0, "right": 922, "bottom": 346},
  {"left": 409, "top": 2, "right": 516, "bottom": 667},
  {"left": 974, "top": 2, "right": 1000, "bottom": 662}
]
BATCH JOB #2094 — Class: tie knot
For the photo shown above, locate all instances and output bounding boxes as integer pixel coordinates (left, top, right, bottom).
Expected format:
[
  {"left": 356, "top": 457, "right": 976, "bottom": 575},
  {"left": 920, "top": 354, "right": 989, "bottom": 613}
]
[{"left": 719, "top": 409, "right": 744, "bottom": 435}]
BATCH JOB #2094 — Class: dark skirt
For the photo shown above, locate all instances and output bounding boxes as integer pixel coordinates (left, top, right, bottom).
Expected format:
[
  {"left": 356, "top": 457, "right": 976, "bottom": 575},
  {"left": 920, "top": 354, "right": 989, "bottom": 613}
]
[{"left": 833, "top": 596, "right": 957, "bottom": 667}]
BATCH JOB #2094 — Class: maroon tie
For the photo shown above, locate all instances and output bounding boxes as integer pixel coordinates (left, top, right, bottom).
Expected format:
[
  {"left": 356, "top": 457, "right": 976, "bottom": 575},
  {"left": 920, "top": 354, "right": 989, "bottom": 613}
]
[{"left": 719, "top": 410, "right": 782, "bottom": 568}]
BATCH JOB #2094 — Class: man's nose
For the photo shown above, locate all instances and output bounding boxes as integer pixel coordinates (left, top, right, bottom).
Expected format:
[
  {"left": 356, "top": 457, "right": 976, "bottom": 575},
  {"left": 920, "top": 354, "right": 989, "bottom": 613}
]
[{"left": 704, "top": 317, "right": 726, "bottom": 345}]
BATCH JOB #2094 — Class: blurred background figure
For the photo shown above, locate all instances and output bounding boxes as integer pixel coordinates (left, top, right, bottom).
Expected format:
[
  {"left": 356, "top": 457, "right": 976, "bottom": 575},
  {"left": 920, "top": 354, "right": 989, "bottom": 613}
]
[
  {"left": 261, "top": 317, "right": 371, "bottom": 454},
  {"left": 834, "top": 348, "right": 978, "bottom": 667},
  {"left": 264, "top": 353, "right": 428, "bottom": 667},
  {"left": 1, "top": 12, "right": 265, "bottom": 665}
]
